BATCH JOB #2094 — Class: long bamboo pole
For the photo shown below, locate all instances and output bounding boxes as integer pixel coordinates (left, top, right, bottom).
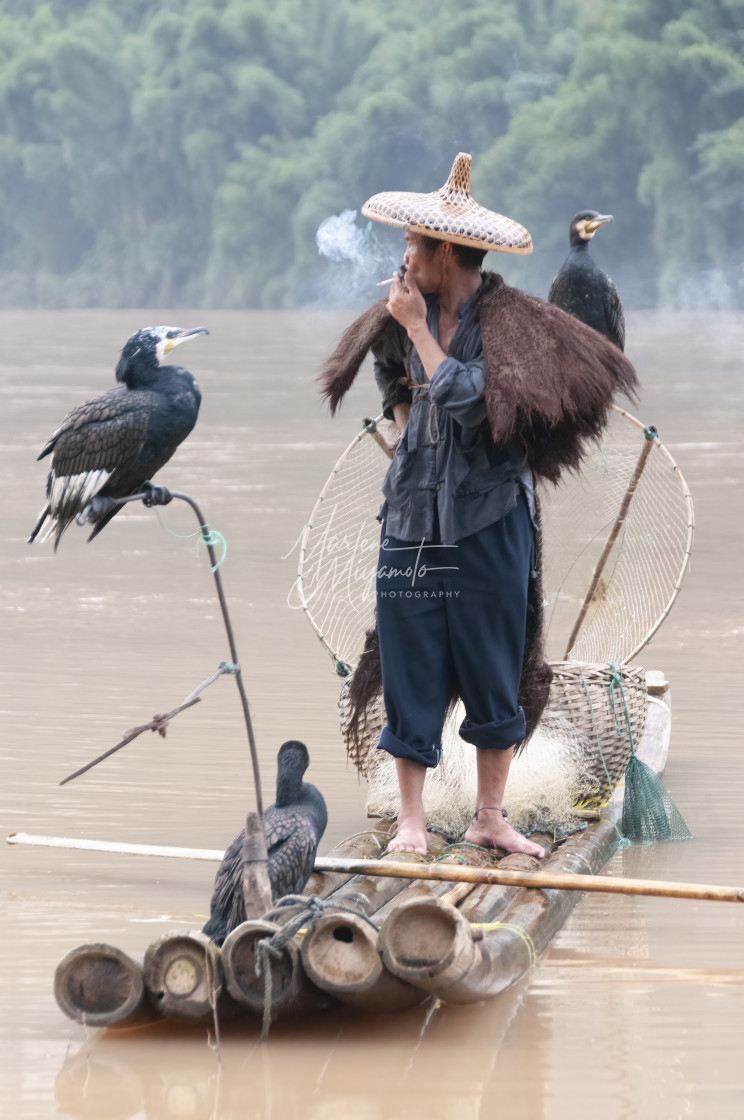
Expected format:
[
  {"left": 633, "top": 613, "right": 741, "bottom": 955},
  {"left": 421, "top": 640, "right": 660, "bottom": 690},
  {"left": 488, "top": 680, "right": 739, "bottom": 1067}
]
[
  {"left": 314, "top": 857, "right": 744, "bottom": 904},
  {"left": 563, "top": 424, "right": 657, "bottom": 658},
  {"left": 8, "top": 833, "right": 744, "bottom": 904}
]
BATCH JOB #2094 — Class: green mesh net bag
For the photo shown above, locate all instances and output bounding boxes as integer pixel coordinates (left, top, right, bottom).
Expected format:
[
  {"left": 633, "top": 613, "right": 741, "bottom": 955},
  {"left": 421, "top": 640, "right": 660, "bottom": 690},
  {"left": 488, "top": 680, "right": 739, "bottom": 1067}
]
[
  {"left": 606, "top": 665, "right": 692, "bottom": 843},
  {"left": 622, "top": 753, "right": 692, "bottom": 843}
]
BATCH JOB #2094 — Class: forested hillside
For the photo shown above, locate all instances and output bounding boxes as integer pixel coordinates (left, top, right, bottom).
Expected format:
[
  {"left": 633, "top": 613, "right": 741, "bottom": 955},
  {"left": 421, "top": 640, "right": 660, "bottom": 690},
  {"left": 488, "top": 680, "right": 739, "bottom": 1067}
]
[{"left": 0, "top": 0, "right": 742, "bottom": 308}]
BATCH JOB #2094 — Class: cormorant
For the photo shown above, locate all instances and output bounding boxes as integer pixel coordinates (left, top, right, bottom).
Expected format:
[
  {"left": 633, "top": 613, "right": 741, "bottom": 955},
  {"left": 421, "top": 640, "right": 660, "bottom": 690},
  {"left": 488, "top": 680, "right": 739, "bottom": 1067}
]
[
  {"left": 548, "top": 211, "right": 625, "bottom": 351},
  {"left": 203, "top": 741, "right": 328, "bottom": 946},
  {"left": 28, "top": 325, "right": 207, "bottom": 549}
]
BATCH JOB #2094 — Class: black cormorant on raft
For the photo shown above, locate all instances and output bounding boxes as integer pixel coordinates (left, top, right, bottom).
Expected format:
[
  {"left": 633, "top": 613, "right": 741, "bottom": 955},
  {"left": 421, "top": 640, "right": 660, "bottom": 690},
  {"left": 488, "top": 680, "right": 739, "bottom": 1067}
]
[
  {"left": 203, "top": 741, "right": 328, "bottom": 946},
  {"left": 28, "top": 325, "right": 207, "bottom": 549},
  {"left": 549, "top": 211, "right": 625, "bottom": 351}
]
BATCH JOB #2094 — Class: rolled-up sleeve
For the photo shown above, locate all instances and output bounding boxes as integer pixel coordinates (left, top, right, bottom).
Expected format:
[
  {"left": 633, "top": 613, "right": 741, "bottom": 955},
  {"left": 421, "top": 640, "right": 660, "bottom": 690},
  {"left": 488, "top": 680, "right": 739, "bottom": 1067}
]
[
  {"left": 372, "top": 321, "right": 412, "bottom": 420},
  {"left": 428, "top": 356, "right": 488, "bottom": 428}
]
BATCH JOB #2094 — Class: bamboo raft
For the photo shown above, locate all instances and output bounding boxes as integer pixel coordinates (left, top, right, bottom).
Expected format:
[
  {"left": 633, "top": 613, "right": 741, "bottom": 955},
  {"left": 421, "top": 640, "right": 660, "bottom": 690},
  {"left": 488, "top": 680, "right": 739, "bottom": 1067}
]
[{"left": 51, "top": 670, "right": 673, "bottom": 1031}]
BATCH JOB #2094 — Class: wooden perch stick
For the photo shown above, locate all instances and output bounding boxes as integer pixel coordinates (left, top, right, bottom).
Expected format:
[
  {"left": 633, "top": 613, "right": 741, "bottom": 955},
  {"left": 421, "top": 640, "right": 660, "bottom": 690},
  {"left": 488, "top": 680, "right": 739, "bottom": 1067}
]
[{"left": 58, "top": 665, "right": 231, "bottom": 786}]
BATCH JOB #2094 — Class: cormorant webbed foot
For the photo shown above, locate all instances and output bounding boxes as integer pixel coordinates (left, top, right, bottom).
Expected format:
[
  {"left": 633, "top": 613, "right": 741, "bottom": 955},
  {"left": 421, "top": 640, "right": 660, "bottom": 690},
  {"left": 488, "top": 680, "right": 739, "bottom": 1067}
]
[
  {"left": 76, "top": 495, "right": 119, "bottom": 525},
  {"left": 141, "top": 481, "right": 174, "bottom": 507}
]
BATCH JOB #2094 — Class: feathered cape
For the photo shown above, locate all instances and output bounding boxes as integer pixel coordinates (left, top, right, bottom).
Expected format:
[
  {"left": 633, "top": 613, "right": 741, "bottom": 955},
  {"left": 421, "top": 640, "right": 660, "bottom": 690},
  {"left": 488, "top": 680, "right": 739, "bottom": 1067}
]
[{"left": 319, "top": 273, "right": 639, "bottom": 759}]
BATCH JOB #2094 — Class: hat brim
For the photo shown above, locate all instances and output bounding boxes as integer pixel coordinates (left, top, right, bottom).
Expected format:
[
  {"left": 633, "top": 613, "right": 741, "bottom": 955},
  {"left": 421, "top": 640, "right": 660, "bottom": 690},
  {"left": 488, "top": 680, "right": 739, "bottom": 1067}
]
[{"left": 361, "top": 187, "right": 532, "bottom": 255}]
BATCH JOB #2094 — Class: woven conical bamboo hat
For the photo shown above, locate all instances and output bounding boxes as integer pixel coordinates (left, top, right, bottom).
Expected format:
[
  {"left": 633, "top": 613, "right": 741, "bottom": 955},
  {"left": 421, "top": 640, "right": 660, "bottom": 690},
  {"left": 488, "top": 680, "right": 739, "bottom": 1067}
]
[{"left": 361, "top": 152, "right": 532, "bottom": 255}]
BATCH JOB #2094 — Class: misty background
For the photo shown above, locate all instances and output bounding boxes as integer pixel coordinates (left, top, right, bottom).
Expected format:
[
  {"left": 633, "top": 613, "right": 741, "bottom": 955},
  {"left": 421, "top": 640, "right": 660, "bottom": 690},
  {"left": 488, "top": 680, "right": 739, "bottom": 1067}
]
[{"left": 0, "top": 0, "right": 742, "bottom": 310}]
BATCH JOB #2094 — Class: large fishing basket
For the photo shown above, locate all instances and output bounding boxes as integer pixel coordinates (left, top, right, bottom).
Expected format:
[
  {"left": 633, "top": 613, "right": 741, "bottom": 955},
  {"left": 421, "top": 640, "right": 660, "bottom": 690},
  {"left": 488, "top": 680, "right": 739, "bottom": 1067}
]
[
  {"left": 340, "top": 660, "right": 647, "bottom": 801},
  {"left": 542, "top": 661, "right": 647, "bottom": 799}
]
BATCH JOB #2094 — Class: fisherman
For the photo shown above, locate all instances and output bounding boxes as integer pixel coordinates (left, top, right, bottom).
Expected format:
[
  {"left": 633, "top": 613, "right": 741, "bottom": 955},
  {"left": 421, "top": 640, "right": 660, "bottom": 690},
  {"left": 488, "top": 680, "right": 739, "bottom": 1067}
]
[{"left": 320, "top": 154, "right": 637, "bottom": 857}]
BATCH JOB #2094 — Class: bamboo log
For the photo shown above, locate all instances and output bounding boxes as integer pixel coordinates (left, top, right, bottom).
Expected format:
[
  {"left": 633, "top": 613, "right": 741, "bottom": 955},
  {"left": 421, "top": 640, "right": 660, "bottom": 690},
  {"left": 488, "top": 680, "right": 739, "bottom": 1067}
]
[
  {"left": 315, "top": 831, "right": 449, "bottom": 916},
  {"left": 300, "top": 909, "right": 423, "bottom": 1013},
  {"left": 300, "top": 909, "right": 380, "bottom": 994},
  {"left": 220, "top": 919, "right": 325, "bottom": 1016},
  {"left": 563, "top": 427, "right": 656, "bottom": 658},
  {"left": 142, "top": 930, "right": 222, "bottom": 1020},
  {"left": 379, "top": 820, "right": 621, "bottom": 1003},
  {"left": 302, "top": 820, "right": 397, "bottom": 899},
  {"left": 370, "top": 838, "right": 540, "bottom": 924},
  {"left": 456, "top": 849, "right": 551, "bottom": 926},
  {"left": 54, "top": 943, "right": 160, "bottom": 1029}
]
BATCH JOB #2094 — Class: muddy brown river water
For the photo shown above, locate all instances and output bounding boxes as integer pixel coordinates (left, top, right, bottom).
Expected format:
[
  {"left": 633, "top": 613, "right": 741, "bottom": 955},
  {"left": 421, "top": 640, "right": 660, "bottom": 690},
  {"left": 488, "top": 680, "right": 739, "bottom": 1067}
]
[{"left": 1, "top": 309, "right": 743, "bottom": 1119}]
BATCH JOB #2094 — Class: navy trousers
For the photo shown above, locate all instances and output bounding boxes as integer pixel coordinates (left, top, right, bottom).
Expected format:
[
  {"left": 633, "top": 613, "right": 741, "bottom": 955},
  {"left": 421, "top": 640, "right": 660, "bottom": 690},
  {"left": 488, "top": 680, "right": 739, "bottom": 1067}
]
[{"left": 376, "top": 494, "right": 533, "bottom": 768}]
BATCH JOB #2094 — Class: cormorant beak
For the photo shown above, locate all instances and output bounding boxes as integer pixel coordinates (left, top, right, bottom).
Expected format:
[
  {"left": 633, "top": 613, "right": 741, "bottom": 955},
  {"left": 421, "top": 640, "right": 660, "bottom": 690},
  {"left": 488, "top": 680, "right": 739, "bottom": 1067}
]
[
  {"left": 585, "top": 214, "right": 614, "bottom": 234},
  {"left": 164, "top": 327, "right": 210, "bottom": 354}
]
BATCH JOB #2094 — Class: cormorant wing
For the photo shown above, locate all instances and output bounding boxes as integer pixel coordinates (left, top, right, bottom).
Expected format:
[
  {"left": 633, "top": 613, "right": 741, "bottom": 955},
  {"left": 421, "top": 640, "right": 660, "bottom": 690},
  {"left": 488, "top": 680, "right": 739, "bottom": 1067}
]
[
  {"left": 42, "top": 387, "right": 150, "bottom": 479},
  {"left": 603, "top": 277, "right": 626, "bottom": 352},
  {"left": 265, "top": 807, "right": 319, "bottom": 899}
]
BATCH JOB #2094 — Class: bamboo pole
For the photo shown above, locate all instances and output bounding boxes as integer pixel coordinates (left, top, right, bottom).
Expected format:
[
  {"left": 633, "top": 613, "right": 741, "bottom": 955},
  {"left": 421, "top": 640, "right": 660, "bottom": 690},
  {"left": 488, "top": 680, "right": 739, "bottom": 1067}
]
[
  {"left": 308, "top": 857, "right": 744, "bottom": 905},
  {"left": 6, "top": 832, "right": 225, "bottom": 860},
  {"left": 563, "top": 425, "right": 657, "bottom": 658},
  {"left": 11, "top": 831, "right": 744, "bottom": 903}
]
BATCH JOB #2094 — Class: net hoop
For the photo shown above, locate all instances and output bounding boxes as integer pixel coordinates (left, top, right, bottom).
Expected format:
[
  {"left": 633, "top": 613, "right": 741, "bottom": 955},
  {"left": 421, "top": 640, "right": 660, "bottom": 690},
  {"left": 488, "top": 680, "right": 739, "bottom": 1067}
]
[
  {"left": 293, "top": 405, "right": 694, "bottom": 676},
  {"left": 608, "top": 405, "right": 694, "bottom": 664},
  {"left": 291, "top": 415, "right": 393, "bottom": 677}
]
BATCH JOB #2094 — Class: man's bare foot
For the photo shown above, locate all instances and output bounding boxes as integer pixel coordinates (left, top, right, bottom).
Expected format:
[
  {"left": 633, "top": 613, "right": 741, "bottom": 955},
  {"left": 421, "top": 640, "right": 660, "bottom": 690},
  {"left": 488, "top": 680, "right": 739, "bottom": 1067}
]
[
  {"left": 388, "top": 813, "right": 428, "bottom": 856},
  {"left": 464, "top": 808, "right": 545, "bottom": 859}
]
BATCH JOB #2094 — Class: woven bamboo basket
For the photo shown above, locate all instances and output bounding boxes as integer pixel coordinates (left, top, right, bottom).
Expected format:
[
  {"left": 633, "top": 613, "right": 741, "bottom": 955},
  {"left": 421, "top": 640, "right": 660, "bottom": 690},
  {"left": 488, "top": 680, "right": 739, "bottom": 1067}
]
[
  {"left": 543, "top": 661, "right": 647, "bottom": 800},
  {"left": 341, "top": 660, "right": 647, "bottom": 801}
]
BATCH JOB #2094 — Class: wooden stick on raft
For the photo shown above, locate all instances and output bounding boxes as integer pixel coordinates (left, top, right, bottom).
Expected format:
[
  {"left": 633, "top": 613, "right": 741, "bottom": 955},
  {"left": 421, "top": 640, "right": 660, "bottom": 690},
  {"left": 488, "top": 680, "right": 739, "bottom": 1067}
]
[
  {"left": 311, "top": 857, "right": 744, "bottom": 904},
  {"left": 563, "top": 425, "right": 657, "bottom": 658}
]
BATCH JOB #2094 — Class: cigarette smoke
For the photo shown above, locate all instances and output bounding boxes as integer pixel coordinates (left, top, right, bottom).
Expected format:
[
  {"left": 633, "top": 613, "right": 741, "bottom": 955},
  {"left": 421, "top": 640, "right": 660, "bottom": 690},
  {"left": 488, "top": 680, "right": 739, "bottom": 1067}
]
[{"left": 314, "top": 209, "right": 400, "bottom": 305}]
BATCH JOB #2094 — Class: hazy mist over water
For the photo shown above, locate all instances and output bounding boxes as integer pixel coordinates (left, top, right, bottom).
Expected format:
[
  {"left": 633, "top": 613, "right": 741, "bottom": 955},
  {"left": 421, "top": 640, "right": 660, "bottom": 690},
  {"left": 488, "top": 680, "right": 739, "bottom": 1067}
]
[{"left": 1, "top": 307, "right": 743, "bottom": 1118}]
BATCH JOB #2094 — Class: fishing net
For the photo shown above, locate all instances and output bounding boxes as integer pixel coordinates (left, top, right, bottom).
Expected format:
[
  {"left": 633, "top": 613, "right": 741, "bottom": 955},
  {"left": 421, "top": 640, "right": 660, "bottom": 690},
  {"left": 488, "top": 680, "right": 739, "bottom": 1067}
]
[
  {"left": 541, "top": 407, "right": 693, "bottom": 664},
  {"left": 292, "top": 408, "right": 694, "bottom": 838}
]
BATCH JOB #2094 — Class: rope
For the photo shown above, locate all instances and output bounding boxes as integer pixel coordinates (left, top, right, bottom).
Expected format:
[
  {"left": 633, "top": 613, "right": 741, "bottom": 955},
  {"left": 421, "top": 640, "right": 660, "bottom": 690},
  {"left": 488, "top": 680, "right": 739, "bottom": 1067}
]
[
  {"left": 153, "top": 510, "right": 227, "bottom": 572},
  {"left": 471, "top": 922, "right": 536, "bottom": 966},
  {"left": 253, "top": 894, "right": 380, "bottom": 1041},
  {"left": 608, "top": 663, "right": 637, "bottom": 755}
]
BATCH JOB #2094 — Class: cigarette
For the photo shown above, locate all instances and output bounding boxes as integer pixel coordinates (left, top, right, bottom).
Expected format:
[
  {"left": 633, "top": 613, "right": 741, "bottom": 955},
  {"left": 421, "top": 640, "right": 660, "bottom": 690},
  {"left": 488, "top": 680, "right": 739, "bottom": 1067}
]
[{"left": 377, "top": 267, "right": 407, "bottom": 287}]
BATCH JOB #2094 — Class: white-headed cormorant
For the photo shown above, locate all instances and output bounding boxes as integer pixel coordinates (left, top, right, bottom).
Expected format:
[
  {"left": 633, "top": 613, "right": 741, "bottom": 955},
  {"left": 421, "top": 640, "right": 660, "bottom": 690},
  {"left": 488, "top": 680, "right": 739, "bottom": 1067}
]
[
  {"left": 28, "top": 325, "right": 207, "bottom": 549},
  {"left": 203, "top": 741, "right": 328, "bottom": 946},
  {"left": 549, "top": 211, "right": 625, "bottom": 351}
]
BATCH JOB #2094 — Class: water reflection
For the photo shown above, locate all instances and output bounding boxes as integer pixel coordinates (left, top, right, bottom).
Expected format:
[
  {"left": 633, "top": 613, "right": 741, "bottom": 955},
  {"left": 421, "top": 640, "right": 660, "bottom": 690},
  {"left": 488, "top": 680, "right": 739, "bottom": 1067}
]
[{"left": 55, "top": 988, "right": 533, "bottom": 1120}]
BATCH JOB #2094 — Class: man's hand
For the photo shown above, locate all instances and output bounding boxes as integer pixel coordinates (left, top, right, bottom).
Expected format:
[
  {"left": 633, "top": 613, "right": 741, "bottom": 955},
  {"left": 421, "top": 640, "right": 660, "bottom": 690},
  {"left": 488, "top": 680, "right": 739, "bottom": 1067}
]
[{"left": 386, "top": 270, "right": 427, "bottom": 336}]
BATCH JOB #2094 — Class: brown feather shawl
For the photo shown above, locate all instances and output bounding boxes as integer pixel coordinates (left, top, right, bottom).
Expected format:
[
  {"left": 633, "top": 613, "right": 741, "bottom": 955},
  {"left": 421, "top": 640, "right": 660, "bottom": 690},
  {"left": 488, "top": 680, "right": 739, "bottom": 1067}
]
[
  {"left": 319, "top": 272, "right": 639, "bottom": 759},
  {"left": 320, "top": 271, "right": 638, "bottom": 482}
]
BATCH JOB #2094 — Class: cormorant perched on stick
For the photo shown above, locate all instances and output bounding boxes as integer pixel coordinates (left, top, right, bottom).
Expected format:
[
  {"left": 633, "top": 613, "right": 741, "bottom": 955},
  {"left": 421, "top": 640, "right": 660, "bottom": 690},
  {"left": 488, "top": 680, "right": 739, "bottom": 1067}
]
[
  {"left": 203, "top": 741, "right": 328, "bottom": 946},
  {"left": 28, "top": 325, "right": 207, "bottom": 549},
  {"left": 549, "top": 211, "right": 625, "bottom": 351}
]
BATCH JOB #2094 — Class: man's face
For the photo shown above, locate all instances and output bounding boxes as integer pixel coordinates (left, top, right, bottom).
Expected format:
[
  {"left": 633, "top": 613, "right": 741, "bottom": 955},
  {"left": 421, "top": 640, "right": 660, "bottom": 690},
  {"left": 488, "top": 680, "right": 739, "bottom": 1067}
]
[{"left": 403, "top": 232, "right": 445, "bottom": 294}]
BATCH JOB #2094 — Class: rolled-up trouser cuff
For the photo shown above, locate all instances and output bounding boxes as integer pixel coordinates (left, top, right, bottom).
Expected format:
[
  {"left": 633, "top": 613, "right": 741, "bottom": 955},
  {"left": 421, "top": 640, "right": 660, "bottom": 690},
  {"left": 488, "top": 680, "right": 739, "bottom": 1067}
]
[
  {"left": 458, "top": 709, "right": 526, "bottom": 750},
  {"left": 377, "top": 725, "right": 441, "bottom": 769}
]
